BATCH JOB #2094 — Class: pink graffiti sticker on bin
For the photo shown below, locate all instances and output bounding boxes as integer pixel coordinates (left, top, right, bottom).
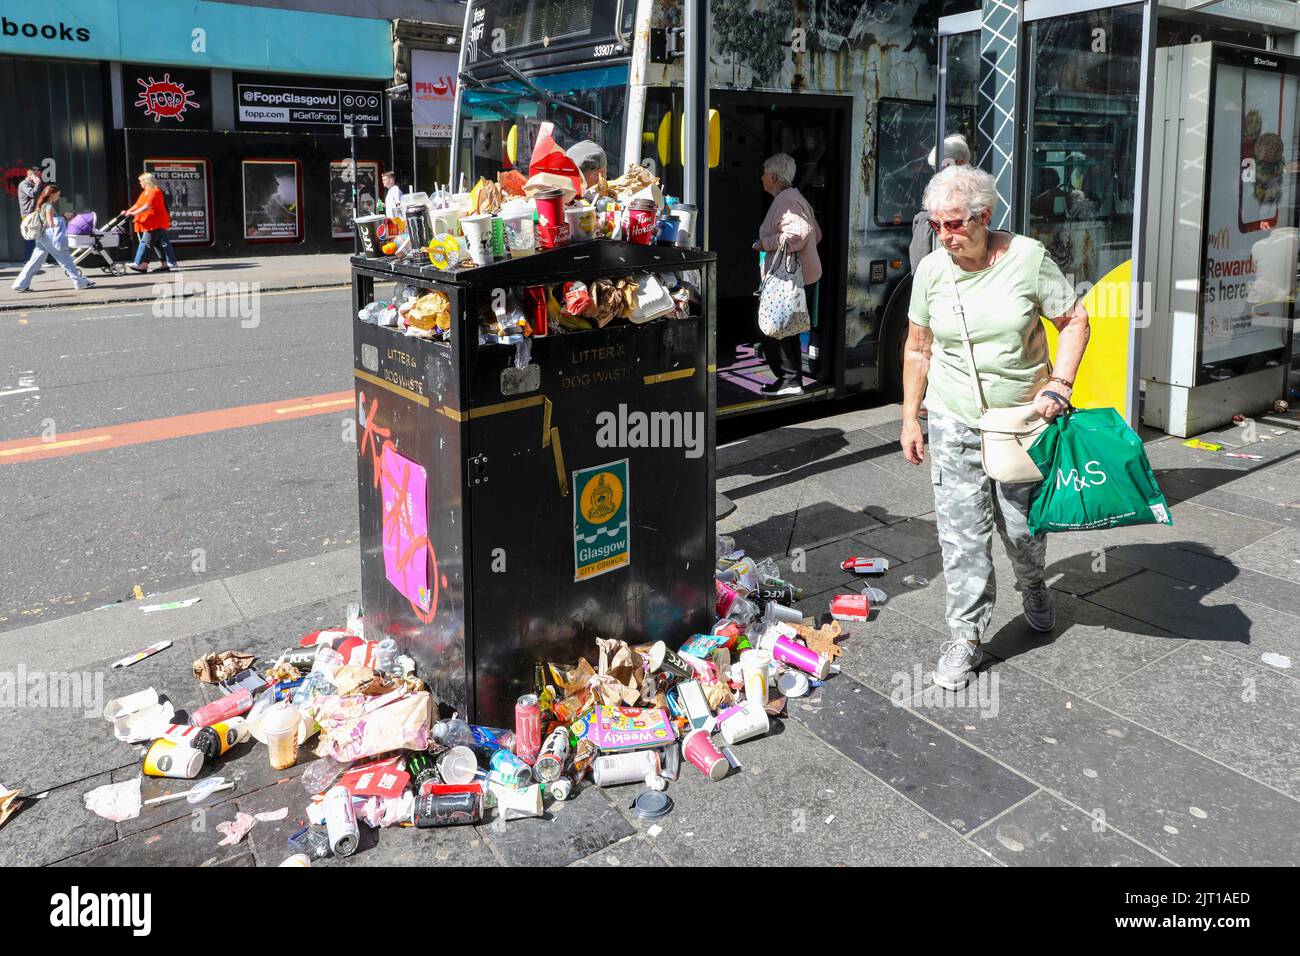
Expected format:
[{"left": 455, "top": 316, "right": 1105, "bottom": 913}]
[{"left": 380, "top": 446, "right": 431, "bottom": 611}]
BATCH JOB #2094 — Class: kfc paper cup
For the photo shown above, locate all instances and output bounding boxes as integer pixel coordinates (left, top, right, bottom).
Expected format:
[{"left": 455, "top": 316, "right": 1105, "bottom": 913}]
[{"left": 649, "top": 640, "right": 693, "bottom": 680}]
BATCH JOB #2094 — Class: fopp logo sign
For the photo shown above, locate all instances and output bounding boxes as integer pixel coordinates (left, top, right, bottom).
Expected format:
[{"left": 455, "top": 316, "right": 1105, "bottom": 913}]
[{"left": 134, "top": 73, "right": 200, "bottom": 123}]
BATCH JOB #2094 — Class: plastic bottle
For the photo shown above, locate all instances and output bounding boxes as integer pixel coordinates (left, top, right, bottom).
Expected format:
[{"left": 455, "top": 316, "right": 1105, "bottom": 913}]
[
  {"left": 189, "top": 688, "right": 253, "bottom": 727},
  {"left": 715, "top": 534, "right": 737, "bottom": 561},
  {"left": 373, "top": 637, "right": 400, "bottom": 674}
]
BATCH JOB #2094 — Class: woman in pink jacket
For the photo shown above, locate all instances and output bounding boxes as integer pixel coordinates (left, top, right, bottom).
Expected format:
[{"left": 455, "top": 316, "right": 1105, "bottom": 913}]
[{"left": 755, "top": 152, "right": 822, "bottom": 396}]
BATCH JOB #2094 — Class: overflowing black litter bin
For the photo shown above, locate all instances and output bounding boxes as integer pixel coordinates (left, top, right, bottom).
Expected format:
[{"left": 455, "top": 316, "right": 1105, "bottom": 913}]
[{"left": 351, "top": 241, "right": 717, "bottom": 725}]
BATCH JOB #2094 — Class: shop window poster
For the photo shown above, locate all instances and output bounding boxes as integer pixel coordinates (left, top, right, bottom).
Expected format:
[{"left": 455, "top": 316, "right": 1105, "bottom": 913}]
[
  {"left": 242, "top": 159, "right": 302, "bottom": 241},
  {"left": 330, "top": 160, "right": 380, "bottom": 239},
  {"left": 143, "top": 158, "right": 211, "bottom": 244}
]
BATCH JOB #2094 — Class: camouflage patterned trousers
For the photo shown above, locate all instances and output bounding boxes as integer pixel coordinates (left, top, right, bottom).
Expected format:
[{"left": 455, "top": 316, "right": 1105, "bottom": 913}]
[{"left": 928, "top": 412, "right": 1047, "bottom": 643}]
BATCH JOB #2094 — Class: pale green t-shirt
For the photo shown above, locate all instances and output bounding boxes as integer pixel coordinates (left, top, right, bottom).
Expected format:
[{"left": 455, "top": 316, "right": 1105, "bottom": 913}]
[{"left": 908, "top": 233, "right": 1077, "bottom": 428}]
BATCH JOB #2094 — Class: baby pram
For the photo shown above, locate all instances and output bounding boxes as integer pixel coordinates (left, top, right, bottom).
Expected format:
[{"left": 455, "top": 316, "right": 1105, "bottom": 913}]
[{"left": 67, "top": 212, "right": 130, "bottom": 276}]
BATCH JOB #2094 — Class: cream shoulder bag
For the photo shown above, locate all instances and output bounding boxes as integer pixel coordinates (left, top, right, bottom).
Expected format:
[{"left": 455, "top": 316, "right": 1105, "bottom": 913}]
[{"left": 943, "top": 252, "right": 1047, "bottom": 484}]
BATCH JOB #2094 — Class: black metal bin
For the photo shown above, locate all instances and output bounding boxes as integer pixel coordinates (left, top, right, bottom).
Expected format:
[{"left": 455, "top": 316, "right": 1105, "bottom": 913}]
[{"left": 350, "top": 240, "right": 717, "bottom": 725}]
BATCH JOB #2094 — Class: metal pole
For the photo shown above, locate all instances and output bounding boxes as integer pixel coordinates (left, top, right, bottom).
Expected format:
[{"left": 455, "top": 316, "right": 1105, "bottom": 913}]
[
  {"left": 448, "top": 1, "right": 475, "bottom": 187},
  {"left": 683, "top": 0, "right": 709, "bottom": 246},
  {"left": 351, "top": 131, "right": 360, "bottom": 256},
  {"left": 1127, "top": 0, "right": 1158, "bottom": 429}
]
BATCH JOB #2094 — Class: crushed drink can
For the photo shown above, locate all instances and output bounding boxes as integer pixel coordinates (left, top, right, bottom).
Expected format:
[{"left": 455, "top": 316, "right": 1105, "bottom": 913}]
[
  {"left": 489, "top": 747, "right": 533, "bottom": 787},
  {"left": 413, "top": 790, "right": 483, "bottom": 827},
  {"left": 515, "top": 694, "right": 542, "bottom": 764},
  {"left": 406, "top": 751, "right": 440, "bottom": 793},
  {"left": 534, "top": 727, "right": 571, "bottom": 783},
  {"left": 323, "top": 785, "right": 359, "bottom": 857}
]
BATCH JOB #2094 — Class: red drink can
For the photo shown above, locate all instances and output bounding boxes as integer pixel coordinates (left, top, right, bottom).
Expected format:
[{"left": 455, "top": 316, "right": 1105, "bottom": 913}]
[
  {"left": 627, "top": 199, "right": 656, "bottom": 245},
  {"left": 515, "top": 693, "right": 542, "bottom": 764},
  {"left": 522, "top": 285, "right": 548, "bottom": 337}
]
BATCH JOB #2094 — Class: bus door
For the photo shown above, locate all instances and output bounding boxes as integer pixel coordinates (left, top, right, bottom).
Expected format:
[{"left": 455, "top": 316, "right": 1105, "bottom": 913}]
[{"left": 708, "top": 91, "right": 851, "bottom": 414}]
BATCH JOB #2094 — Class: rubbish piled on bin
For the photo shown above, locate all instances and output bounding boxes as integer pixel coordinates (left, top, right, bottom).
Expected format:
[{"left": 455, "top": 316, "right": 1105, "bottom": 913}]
[
  {"left": 85, "top": 533, "right": 853, "bottom": 864},
  {"left": 352, "top": 121, "right": 698, "bottom": 273}
]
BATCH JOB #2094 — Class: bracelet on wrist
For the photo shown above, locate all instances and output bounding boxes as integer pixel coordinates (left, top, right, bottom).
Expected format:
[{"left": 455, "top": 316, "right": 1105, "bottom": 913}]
[{"left": 1049, "top": 375, "right": 1074, "bottom": 390}]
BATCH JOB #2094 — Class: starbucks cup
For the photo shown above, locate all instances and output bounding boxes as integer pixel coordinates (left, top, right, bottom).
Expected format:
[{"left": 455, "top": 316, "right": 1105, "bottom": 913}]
[
  {"left": 565, "top": 204, "right": 597, "bottom": 241},
  {"left": 503, "top": 212, "right": 536, "bottom": 257},
  {"left": 437, "top": 745, "right": 479, "bottom": 785},
  {"left": 682, "top": 729, "right": 728, "bottom": 781},
  {"left": 719, "top": 699, "right": 770, "bottom": 745},
  {"left": 649, "top": 640, "right": 693, "bottom": 680},
  {"left": 740, "top": 648, "right": 772, "bottom": 706},
  {"left": 460, "top": 213, "right": 493, "bottom": 265}
]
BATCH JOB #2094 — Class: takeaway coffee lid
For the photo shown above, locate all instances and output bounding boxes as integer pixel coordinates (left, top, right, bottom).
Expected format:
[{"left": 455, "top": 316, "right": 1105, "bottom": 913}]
[{"left": 630, "top": 790, "right": 673, "bottom": 820}]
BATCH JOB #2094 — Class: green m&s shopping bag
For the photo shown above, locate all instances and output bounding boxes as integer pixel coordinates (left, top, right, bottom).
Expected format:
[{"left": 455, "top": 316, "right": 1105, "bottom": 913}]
[{"left": 1026, "top": 407, "right": 1173, "bottom": 534}]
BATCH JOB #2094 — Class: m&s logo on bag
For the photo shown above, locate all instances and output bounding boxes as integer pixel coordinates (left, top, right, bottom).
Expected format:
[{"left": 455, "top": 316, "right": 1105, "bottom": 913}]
[{"left": 1055, "top": 460, "right": 1108, "bottom": 491}]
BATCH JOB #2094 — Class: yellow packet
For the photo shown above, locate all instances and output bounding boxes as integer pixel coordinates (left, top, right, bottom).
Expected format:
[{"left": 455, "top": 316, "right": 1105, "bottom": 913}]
[{"left": 1182, "top": 439, "right": 1223, "bottom": 451}]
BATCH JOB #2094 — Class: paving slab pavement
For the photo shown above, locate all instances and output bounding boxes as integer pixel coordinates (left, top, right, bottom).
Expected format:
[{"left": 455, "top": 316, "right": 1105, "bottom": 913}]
[{"left": 3, "top": 403, "right": 1299, "bottom": 866}]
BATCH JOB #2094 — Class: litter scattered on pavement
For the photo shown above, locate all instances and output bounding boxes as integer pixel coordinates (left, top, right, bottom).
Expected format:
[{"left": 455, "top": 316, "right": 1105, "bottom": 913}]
[
  {"left": 1226, "top": 453, "right": 1264, "bottom": 460},
  {"left": 1183, "top": 439, "right": 1223, "bottom": 451},
  {"left": 140, "top": 597, "right": 202, "bottom": 613},
  {"left": 78, "top": 536, "right": 878, "bottom": 865},
  {"left": 1261, "top": 653, "right": 1292, "bottom": 669},
  {"left": 110, "top": 641, "right": 173, "bottom": 669}
]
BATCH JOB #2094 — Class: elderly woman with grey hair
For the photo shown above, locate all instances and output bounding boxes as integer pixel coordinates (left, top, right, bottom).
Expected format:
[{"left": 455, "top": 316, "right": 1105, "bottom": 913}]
[
  {"left": 754, "top": 152, "right": 822, "bottom": 396},
  {"left": 901, "top": 164, "right": 1090, "bottom": 691}
]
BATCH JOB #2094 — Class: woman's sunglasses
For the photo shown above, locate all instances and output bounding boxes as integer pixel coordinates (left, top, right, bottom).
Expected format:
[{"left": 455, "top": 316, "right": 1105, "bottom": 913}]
[{"left": 927, "top": 215, "right": 976, "bottom": 234}]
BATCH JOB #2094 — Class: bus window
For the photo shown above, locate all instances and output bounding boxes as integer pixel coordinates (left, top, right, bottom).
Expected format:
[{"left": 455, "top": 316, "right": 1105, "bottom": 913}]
[
  {"left": 874, "top": 99, "right": 937, "bottom": 227},
  {"left": 640, "top": 87, "right": 684, "bottom": 198},
  {"left": 459, "top": 63, "right": 629, "bottom": 185}
]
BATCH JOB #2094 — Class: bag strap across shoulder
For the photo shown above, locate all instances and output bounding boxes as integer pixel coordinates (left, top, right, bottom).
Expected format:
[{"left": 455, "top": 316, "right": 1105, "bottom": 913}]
[{"left": 943, "top": 252, "right": 989, "bottom": 416}]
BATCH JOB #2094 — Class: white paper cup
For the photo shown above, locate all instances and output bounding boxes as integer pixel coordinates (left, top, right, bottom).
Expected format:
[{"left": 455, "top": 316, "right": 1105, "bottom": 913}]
[
  {"left": 719, "top": 699, "right": 770, "bottom": 745},
  {"left": 740, "top": 649, "right": 770, "bottom": 706},
  {"left": 565, "top": 205, "right": 597, "bottom": 241},
  {"left": 497, "top": 783, "right": 544, "bottom": 820},
  {"left": 460, "top": 213, "right": 493, "bottom": 265}
]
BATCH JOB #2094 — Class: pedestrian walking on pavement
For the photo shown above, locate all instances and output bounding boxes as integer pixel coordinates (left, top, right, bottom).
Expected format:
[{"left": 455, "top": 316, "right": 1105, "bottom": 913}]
[
  {"left": 17, "top": 166, "right": 44, "bottom": 264},
  {"left": 900, "top": 164, "right": 1090, "bottom": 691},
  {"left": 754, "top": 152, "right": 822, "bottom": 397},
  {"left": 381, "top": 171, "right": 403, "bottom": 216},
  {"left": 11, "top": 183, "right": 95, "bottom": 293},
  {"left": 122, "top": 172, "right": 179, "bottom": 273}
]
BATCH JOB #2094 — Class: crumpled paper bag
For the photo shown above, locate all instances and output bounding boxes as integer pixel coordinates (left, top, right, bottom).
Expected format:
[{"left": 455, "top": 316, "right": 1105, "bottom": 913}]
[
  {"left": 84, "top": 778, "right": 141, "bottom": 822},
  {"left": 314, "top": 689, "right": 431, "bottom": 762},
  {"left": 0, "top": 783, "right": 21, "bottom": 829},
  {"left": 193, "top": 651, "right": 256, "bottom": 684},
  {"left": 594, "top": 638, "right": 645, "bottom": 707}
]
